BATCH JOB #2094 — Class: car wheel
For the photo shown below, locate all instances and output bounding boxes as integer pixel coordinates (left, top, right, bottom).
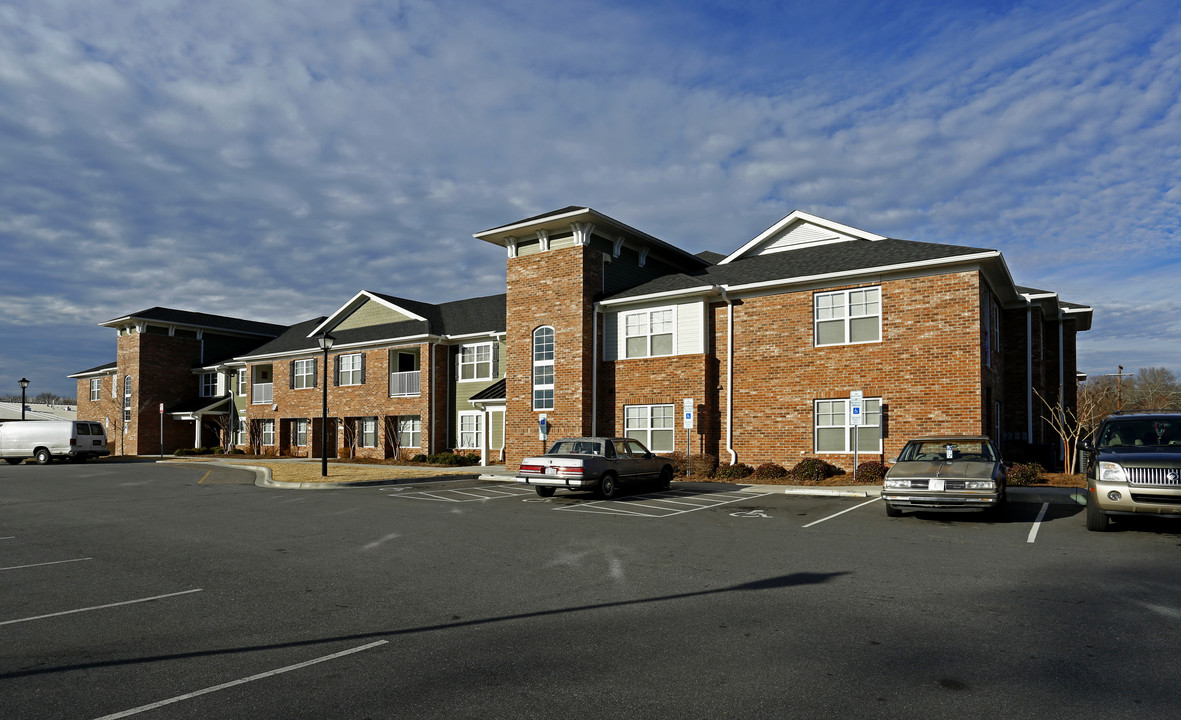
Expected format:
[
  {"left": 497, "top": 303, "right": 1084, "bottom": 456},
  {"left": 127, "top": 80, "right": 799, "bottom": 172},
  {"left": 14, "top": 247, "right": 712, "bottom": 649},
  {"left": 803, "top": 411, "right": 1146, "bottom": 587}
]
[
  {"left": 34, "top": 449, "right": 52, "bottom": 465},
  {"left": 1085, "top": 496, "right": 1110, "bottom": 531},
  {"left": 535, "top": 486, "right": 555, "bottom": 498},
  {"left": 656, "top": 467, "right": 672, "bottom": 491},
  {"left": 4, "top": 458, "right": 22, "bottom": 465},
  {"left": 597, "top": 473, "right": 618, "bottom": 500},
  {"left": 885, "top": 503, "right": 902, "bottom": 517}
]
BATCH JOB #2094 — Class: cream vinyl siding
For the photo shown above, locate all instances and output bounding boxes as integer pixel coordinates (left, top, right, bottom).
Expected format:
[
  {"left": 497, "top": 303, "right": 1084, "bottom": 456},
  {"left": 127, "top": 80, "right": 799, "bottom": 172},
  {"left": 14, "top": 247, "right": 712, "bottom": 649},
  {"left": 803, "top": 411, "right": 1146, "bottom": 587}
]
[{"left": 603, "top": 301, "right": 704, "bottom": 360}]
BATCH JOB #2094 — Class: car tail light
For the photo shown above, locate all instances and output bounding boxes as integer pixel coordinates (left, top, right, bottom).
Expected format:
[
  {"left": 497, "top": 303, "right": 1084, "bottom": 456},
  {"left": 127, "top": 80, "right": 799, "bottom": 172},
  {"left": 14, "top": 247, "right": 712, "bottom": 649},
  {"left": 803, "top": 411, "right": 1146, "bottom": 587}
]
[
  {"left": 70, "top": 438, "right": 77, "bottom": 446},
  {"left": 519, "top": 464, "right": 544, "bottom": 474},
  {"left": 558, "top": 466, "right": 584, "bottom": 475}
]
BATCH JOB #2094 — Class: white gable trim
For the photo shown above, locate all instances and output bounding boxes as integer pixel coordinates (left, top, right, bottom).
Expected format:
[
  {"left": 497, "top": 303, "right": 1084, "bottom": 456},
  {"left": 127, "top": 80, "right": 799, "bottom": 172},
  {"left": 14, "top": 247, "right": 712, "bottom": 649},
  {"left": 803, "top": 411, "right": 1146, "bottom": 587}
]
[
  {"left": 719, "top": 210, "right": 887, "bottom": 265},
  {"left": 308, "top": 290, "right": 430, "bottom": 338}
]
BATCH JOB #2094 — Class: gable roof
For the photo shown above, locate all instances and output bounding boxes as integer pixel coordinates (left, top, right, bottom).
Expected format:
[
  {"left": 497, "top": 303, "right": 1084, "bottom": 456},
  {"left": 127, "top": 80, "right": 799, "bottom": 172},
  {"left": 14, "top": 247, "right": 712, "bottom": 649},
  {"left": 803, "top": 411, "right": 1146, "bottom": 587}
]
[
  {"left": 719, "top": 210, "right": 888, "bottom": 264},
  {"left": 603, "top": 236, "right": 1001, "bottom": 303}
]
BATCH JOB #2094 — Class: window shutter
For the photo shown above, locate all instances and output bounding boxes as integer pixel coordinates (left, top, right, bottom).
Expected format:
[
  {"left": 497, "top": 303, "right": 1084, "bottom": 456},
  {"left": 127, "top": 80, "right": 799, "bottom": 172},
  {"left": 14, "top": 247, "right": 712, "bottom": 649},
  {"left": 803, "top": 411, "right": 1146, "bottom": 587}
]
[
  {"left": 312, "top": 358, "right": 317, "bottom": 388},
  {"left": 334, "top": 356, "right": 341, "bottom": 386},
  {"left": 360, "top": 354, "right": 366, "bottom": 385},
  {"left": 289, "top": 361, "right": 296, "bottom": 389},
  {"left": 492, "top": 344, "right": 500, "bottom": 377}
]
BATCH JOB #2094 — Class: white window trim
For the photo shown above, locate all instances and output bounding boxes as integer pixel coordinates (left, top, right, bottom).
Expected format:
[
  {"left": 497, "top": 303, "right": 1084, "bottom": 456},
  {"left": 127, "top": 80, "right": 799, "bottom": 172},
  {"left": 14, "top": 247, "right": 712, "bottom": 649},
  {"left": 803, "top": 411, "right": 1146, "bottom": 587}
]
[
  {"left": 293, "top": 358, "right": 316, "bottom": 389},
  {"left": 123, "top": 376, "right": 132, "bottom": 424},
  {"left": 200, "top": 372, "right": 218, "bottom": 398},
  {"left": 360, "top": 416, "right": 378, "bottom": 448},
  {"left": 397, "top": 416, "right": 422, "bottom": 449},
  {"left": 622, "top": 307, "right": 676, "bottom": 359},
  {"left": 623, "top": 403, "right": 675, "bottom": 452},
  {"left": 813, "top": 397, "right": 882, "bottom": 454},
  {"left": 814, "top": 287, "right": 882, "bottom": 347},
  {"left": 458, "top": 411, "right": 483, "bottom": 449},
  {"left": 458, "top": 342, "right": 495, "bottom": 382},
  {"left": 339, "top": 353, "right": 363, "bottom": 386},
  {"left": 89, "top": 378, "right": 101, "bottom": 401},
  {"left": 261, "top": 419, "right": 275, "bottom": 447},
  {"left": 237, "top": 369, "right": 248, "bottom": 397},
  {"left": 533, "top": 326, "right": 554, "bottom": 411}
]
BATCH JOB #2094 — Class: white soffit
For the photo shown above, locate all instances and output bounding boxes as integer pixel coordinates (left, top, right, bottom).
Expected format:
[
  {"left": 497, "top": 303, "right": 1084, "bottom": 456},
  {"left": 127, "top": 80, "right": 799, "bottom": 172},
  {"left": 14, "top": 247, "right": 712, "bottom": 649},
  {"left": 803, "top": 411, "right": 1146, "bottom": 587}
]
[{"left": 719, "top": 210, "right": 886, "bottom": 265}]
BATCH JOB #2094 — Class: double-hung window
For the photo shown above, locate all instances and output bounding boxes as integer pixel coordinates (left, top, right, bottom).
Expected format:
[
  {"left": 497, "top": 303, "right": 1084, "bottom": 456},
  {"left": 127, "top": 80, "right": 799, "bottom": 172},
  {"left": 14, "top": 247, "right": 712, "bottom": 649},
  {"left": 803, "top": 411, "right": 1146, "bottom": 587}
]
[
  {"left": 459, "top": 343, "right": 493, "bottom": 381},
  {"left": 624, "top": 308, "right": 674, "bottom": 358},
  {"left": 200, "top": 372, "right": 217, "bottom": 397},
  {"left": 360, "top": 417, "right": 378, "bottom": 448},
  {"left": 533, "top": 327, "right": 554, "bottom": 410},
  {"left": 261, "top": 419, "right": 275, "bottom": 447},
  {"left": 89, "top": 378, "right": 101, "bottom": 401},
  {"left": 397, "top": 416, "right": 421, "bottom": 448},
  {"left": 459, "top": 412, "right": 483, "bottom": 449},
  {"left": 814, "top": 398, "right": 882, "bottom": 453},
  {"left": 237, "top": 369, "right": 248, "bottom": 396},
  {"left": 815, "top": 287, "right": 881, "bottom": 346},
  {"left": 292, "top": 359, "right": 316, "bottom": 389},
  {"left": 293, "top": 419, "right": 309, "bottom": 446},
  {"left": 337, "top": 354, "right": 364, "bottom": 386},
  {"left": 624, "top": 404, "right": 675, "bottom": 452},
  {"left": 236, "top": 419, "right": 247, "bottom": 446}
]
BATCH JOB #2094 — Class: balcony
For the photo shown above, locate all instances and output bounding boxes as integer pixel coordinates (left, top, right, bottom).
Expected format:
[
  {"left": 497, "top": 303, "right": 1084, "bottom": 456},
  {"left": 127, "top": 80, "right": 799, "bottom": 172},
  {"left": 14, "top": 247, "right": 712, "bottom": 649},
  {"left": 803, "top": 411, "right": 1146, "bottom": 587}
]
[
  {"left": 389, "top": 370, "right": 421, "bottom": 397},
  {"left": 252, "top": 383, "right": 273, "bottom": 404}
]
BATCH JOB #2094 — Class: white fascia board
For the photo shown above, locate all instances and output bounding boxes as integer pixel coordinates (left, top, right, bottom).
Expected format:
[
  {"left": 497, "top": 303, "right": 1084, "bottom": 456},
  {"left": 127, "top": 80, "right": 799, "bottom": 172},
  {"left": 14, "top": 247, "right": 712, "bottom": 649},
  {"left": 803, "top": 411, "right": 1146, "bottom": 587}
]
[
  {"left": 441, "top": 331, "right": 505, "bottom": 342},
  {"left": 474, "top": 208, "right": 592, "bottom": 242},
  {"left": 67, "top": 367, "right": 118, "bottom": 379},
  {"left": 236, "top": 333, "right": 439, "bottom": 363},
  {"left": 597, "top": 285, "right": 717, "bottom": 308},
  {"left": 722, "top": 252, "right": 1002, "bottom": 294},
  {"left": 719, "top": 210, "right": 887, "bottom": 265},
  {"left": 307, "top": 290, "right": 429, "bottom": 339}
]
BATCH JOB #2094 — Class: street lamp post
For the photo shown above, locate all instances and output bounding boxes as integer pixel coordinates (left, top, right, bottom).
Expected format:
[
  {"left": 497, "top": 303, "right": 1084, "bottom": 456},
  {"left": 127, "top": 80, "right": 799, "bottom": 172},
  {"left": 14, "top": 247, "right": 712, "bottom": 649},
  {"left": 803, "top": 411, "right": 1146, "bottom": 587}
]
[
  {"left": 18, "top": 378, "right": 29, "bottom": 420},
  {"left": 317, "top": 334, "right": 335, "bottom": 477}
]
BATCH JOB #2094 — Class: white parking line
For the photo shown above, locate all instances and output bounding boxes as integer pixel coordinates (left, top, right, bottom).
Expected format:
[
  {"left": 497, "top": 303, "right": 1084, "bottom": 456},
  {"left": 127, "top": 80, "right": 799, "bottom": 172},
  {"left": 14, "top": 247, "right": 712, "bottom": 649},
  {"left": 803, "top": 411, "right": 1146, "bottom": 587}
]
[
  {"left": 801, "top": 497, "right": 882, "bottom": 528},
  {"left": 91, "top": 640, "right": 388, "bottom": 720},
  {"left": 1, "top": 557, "right": 92, "bottom": 572},
  {"left": 1027, "top": 502, "right": 1050, "bottom": 543},
  {"left": 0, "top": 589, "right": 203, "bottom": 627},
  {"left": 392, "top": 485, "right": 534, "bottom": 502},
  {"left": 557, "top": 491, "right": 770, "bottom": 518}
]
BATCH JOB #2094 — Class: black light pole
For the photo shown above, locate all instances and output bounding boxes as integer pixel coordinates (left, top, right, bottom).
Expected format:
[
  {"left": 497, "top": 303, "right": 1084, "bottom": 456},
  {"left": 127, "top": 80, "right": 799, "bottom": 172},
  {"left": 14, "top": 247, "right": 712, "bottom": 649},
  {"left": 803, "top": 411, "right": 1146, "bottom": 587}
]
[
  {"left": 317, "top": 333, "right": 334, "bottom": 477},
  {"left": 18, "top": 378, "right": 29, "bottom": 420}
]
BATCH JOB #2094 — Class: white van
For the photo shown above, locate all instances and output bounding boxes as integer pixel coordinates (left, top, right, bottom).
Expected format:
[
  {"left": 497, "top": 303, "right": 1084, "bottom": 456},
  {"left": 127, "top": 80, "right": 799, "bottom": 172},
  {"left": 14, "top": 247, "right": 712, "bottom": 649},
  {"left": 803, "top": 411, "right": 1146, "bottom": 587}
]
[{"left": 0, "top": 420, "right": 110, "bottom": 465}]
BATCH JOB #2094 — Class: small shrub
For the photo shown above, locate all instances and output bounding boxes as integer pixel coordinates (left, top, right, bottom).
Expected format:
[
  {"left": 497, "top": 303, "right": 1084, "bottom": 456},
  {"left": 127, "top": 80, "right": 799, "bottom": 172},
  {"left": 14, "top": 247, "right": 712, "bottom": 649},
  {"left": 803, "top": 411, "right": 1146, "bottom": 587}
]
[
  {"left": 854, "top": 461, "right": 888, "bottom": 484},
  {"left": 713, "top": 462, "right": 754, "bottom": 480},
  {"left": 227, "top": 448, "right": 245, "bottom": 455},
  {"left": 788, "top": 457, "right": 843, "bottom": 484},
  {"left": 1008, "top": 462, "right": 1044, "bottom": 486},
  {"left": 411, "top": 453, "right": 429, "bottom": 463},
  {"left": 752, "top": 462, "right": 789, "bottom": 480},
  {"left": 667, "top": 452, "right": 718, "bottom": 478},
  {"left": 174, "top": 448, "right": 194, "bottom": 456}
]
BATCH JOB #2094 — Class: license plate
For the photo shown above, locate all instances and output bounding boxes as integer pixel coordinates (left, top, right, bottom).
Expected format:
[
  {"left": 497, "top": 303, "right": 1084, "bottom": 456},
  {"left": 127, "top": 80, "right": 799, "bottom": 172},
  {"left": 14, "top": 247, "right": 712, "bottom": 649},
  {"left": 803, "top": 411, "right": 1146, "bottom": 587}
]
[
  {"left": 929, "top": 479, "right": 945, "bottom": 491},
  {"left": 545, "top": 466, "right": 558, "bottom": 476}
]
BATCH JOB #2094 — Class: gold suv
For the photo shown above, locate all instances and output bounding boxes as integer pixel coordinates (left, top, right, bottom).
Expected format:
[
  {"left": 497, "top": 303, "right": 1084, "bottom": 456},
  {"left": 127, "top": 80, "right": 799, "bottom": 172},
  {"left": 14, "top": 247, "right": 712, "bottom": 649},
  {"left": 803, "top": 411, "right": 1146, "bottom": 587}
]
[{"left": 1084, "top": 412, "right": 1181, "bottom": 531}]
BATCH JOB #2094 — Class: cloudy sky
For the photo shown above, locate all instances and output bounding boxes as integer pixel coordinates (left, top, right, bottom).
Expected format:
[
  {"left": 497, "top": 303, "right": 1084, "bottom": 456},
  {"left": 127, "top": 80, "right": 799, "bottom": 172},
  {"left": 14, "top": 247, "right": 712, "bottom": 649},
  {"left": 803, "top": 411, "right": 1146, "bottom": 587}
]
[{"left": 0, "top": 0, "right": 1177, "bottom": 397}]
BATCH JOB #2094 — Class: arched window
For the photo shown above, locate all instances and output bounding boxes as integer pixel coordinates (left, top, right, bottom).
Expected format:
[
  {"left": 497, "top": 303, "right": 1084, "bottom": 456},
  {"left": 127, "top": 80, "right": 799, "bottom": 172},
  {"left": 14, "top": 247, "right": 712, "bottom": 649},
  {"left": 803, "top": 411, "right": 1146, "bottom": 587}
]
[
  {"left": 532, "top": 326, "right": 554, "bottom": 411},
  {"left": 123, "top": 375, "right": 132, "bottom": 424}
]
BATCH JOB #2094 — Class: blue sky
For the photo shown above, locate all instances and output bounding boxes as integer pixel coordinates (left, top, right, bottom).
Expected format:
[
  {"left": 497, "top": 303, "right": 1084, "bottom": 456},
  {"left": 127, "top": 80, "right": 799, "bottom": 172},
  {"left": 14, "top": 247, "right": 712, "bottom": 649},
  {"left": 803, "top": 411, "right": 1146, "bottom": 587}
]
[{"left": 0, "top": 0, "right": 1177, "bottom": 397}]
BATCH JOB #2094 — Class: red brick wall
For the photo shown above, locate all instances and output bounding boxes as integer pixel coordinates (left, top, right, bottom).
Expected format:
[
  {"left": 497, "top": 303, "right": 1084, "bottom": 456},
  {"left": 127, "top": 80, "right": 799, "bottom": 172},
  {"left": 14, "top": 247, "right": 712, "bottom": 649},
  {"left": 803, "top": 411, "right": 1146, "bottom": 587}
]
[
  {"left": 711, "top": 272, "right": 985, "bottom": 471},
  {"left": 244, "top": 342, "right": 436, "bottom": 459},
  {"left": 504, "top": 244, "right": 601, "bottom": 469}
]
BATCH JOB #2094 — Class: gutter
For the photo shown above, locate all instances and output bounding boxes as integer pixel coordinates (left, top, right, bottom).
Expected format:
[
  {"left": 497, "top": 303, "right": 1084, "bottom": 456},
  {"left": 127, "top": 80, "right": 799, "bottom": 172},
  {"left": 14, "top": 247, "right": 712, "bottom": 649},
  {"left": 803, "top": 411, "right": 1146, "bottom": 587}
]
[{"left": 718, "top": 286, "right": 738, "bottom": 466}]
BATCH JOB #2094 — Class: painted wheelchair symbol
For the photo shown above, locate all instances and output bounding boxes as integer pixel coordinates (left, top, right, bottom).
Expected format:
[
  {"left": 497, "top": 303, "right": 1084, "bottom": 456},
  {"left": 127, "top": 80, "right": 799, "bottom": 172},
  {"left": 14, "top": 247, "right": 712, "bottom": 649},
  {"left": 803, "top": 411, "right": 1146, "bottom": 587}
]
[{"left": 730, "top": 509, "right": 770, "bottom": 518}]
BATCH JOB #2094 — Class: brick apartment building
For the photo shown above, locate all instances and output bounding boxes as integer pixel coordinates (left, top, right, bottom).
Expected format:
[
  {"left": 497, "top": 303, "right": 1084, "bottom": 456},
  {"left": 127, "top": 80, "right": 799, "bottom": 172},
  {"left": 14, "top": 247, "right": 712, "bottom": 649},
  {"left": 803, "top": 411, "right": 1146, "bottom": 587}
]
[{"left": 72, "top": 206, "right": 1091, "bottom": 470}]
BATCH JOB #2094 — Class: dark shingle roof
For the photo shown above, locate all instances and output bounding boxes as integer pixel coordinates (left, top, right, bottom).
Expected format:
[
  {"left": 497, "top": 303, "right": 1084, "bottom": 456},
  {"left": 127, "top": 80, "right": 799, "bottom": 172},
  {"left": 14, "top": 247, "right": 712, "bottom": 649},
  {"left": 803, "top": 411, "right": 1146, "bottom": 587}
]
[
  {"left": 238, "top": 317, "right": 329, "bottom": 358},
  {"left": 102, "top": 307, "right": 287, "bottom": 336},
  {"left": 469, "top": 378, "right": 506, "bottom": 402},
  {"left": 68, "top": 361, "right": 118, "bottom": 378},
  {"left": 606, "top": 238, "right": 996, "bottom": 301}
]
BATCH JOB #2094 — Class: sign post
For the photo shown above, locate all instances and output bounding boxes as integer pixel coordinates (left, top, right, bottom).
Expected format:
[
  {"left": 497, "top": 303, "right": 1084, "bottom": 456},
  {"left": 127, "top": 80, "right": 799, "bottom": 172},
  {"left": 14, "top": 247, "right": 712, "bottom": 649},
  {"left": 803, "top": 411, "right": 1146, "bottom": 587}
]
[
  {"left": 538, "top": 414, "right": 548, "bottom": 453},
  {"left": 159, "top": 403, "right": 164, "bottom": 458},
  {"left": 849, "top": 391, "right": 863, "bottom": 483},
  {"left": 682, "top": 399, "right": 694, "bottom": 477}
]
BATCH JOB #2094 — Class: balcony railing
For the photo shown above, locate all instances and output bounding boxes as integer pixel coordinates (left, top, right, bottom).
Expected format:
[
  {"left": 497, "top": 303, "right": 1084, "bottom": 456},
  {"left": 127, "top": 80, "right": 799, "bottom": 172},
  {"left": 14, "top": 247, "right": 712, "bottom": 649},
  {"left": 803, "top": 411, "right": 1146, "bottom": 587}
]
[
  {"left": 389, "top": 370, "right": 421, "bottom": 397},
  {"left": 252, "top": 383, "right": 273, "bottom": 404}
]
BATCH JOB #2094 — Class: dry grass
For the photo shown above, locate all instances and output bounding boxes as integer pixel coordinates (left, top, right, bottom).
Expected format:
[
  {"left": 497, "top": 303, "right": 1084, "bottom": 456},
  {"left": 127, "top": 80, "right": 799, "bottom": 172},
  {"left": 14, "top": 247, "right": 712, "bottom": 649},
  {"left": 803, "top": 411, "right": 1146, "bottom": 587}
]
[{"left": 165, "top": 456, "right": 480, "bottom": 484}]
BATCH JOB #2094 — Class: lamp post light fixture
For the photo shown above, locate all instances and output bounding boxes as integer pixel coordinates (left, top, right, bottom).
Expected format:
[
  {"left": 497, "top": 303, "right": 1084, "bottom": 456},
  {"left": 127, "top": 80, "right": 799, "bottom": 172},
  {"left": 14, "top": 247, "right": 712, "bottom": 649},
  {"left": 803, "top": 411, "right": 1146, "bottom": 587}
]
[
  {"left": 317, "top": 333, "right": 335, "bottom": 477},
  {"left": 18, "top": 377, "right": 29, "bottom": 420}
]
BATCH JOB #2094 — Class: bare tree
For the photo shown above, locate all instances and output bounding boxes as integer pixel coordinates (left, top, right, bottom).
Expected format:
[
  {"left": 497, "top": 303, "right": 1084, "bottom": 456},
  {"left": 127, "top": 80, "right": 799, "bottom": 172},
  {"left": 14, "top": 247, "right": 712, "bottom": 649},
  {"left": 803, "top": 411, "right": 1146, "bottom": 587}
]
[
  {"left": 1036, "top": 384, "right": 1112, "bottom": 474},
  {"left": 384, "top": 415, "right": 403, "bottom": 460},
  {"left": 1127, "top": 367, "right": 1181, "bottom": 410},
  {"left": 340, "top": 417, "right": 357, "bottom": 459}
]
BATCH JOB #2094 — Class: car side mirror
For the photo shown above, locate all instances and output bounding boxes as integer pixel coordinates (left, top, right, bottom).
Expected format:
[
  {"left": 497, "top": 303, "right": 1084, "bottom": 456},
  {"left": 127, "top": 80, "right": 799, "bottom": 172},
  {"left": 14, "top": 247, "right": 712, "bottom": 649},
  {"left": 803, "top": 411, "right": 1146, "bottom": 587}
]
[{"left": 887, "top": 457, "right": 898, "bottom": 464}]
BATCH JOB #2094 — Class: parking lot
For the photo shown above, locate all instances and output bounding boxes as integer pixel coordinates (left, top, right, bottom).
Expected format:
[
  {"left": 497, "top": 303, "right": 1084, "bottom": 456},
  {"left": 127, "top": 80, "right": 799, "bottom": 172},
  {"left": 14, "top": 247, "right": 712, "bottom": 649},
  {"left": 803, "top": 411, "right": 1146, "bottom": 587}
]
[{"left": 3, "top": 461, "right": 1179, "bottom": 719}]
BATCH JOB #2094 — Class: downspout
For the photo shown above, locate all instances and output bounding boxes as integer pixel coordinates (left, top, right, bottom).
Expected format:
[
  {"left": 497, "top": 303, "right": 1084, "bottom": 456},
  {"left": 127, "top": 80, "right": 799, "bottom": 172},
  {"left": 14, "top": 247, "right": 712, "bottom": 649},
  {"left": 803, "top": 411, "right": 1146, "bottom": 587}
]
[
  {"left": 1058, "top": 310, "right": 1066, "bottom": 464},
  {"left": 1026, "top": 300, "right": 1033, "bottom": 444},
  {"left": 719, "top": 287, "right": 737, "bottom": 466},
  {"left": 592, "top": 303, "right": 599, "bottom": 436}
]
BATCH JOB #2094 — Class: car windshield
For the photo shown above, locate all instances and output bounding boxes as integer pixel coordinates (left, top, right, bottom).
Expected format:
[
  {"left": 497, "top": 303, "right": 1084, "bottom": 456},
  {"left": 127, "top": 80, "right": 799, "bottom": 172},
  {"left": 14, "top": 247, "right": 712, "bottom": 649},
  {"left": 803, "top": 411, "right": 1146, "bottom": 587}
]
[
  {"left": 546, "top": 440, "right": 603, "bottom": 456},
  {"left": 1098, "top": 419, "right": 1181, "bottom": 448},
  {"left": 898, "top": 440, "right": 997, "bottom": 462}
]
